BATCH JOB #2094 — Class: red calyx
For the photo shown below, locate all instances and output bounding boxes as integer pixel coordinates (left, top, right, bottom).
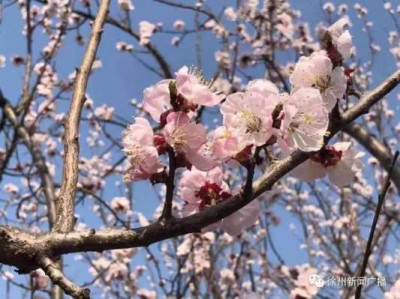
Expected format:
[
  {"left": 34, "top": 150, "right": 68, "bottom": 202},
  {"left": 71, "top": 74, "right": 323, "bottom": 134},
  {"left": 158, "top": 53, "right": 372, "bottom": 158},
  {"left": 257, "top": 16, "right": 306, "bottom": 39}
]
[
  {"left": 311, "top": 145, "right": 343, "bottom": 167},
  {"left": 153, "top": 134, "right": 170, "bottom": 155},
  {"left": 196, "top": 181, "right": 231, "bottom": 210}
]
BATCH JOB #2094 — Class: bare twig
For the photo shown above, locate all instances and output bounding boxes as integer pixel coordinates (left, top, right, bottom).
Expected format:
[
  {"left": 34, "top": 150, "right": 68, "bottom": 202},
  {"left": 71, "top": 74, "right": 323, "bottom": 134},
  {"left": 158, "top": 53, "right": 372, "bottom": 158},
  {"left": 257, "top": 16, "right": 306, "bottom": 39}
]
[
  {"left": 160, "top": 149, "right": 176, "bottom": 220},
  {"left": 38, "top": 256, "right": 90, "bottom": 299},
  {"left": 72, "top": 9, "right": 173, "bottom": 79},
  {"left": 0, "top": 92, "right": 57, "bottom": 227},
  {"left": 344, "top": 123, "right": 400, "bottom": 193},
  {"left": 354, "top": 151, "right": 399, "bottom": 299},
  {"left": 53, "top": 0, "right": 111, "bottom": 233}
]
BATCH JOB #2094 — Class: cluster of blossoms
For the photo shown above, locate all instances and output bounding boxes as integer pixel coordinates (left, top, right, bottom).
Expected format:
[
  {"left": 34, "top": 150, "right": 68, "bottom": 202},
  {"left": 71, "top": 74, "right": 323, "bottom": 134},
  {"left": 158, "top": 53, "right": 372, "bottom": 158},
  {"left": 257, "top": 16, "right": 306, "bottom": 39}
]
[{"left": 122, "top": 17, "right": 364, "bottom": 236}]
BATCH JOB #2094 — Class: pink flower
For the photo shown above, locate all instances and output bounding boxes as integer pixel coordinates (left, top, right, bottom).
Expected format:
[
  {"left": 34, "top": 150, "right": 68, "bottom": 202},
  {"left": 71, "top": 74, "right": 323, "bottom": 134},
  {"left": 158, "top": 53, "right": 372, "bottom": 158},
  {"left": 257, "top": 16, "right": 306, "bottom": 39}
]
[
  {"left": 163, "top": 112, "right": 214, "bottom": 170},
  {"left": 211, "top": 126, "right": 241, "bottom": 160},
  {"left": 143, "top": 79, "right": 172, "bottom": 123},
  {"left": 137, "top": 289, "right": 156, "bottom": 299},
  {"left": 328, "top": 16, "right": 352, "bottom": 59},
  {"left": 276, "top": 13, "right": 294, "bottom": 38},
  {"left": 111, "top": 248, "right": 136, "bottom": 263},
  {"left": 290, "top": 50, "right": 347, "bottom": 110},
  {"left": 0, "top": 55, "right": 5, "bottom": 68},
  {"left": 105, "top": 262, "right": 129, "bottom": 282},
  {"left": 278, "top": 88, "right": 329, "bottom": 152},
  {"left": 189, "top": 143, "right": 219, "bottom": 171},
  {"left": 30, "top": 269, "right": 49, "bottom": 290},
  {"left": 122, "top": 117, "right": 164, "bottom": 181},
  {"left": 385, "top": 278, "right": 400, "bottom": 299},
  {"left": 111, "top": 197, "right": 131, "bottom": 214},
  {"left": 142, "top": 66, "right": 224, "bottom": 123},
  {"left": 179, "top": 166, "right": 259, "bottom": 236},
  {"left": 221, "top": 91, "right": 274, "bottom": 149},
  {"left": 175, "top": 66, "right": 225, "bottom": 107},
  {"left": 94, "top": 104, "right": 114, "bottom": 120},
  {"left": 139, "top": 21, "right": 156, "bottom": 46},
  {"left": 118, "top": 0, "right": 134, "bottom": 11},
  {"left": 173, "top": 20, "right": 185, "bottom": 31},
  {"left": 116, "top": 41, "right": 134, "bottom": 52},
  {"left": 291, "top": 142, "right": 364, "bottom": 187},
  {"left": 163, "top": 112, "right": 205, "bottom": 153},
  {"left": 246, "top": 78, "right": 280, "bottom": 100},
  {"left": 224, "top": 7, "right": 237, "bottom": 21},
  {"left": 179, "top": 166, "right": 231, "bottom": 210},
  {"left": 289, "top": 265, "right": 319, "bottom": 299},
  {"left": 220, "top": 199, "right": 260, "bottom": 236}
]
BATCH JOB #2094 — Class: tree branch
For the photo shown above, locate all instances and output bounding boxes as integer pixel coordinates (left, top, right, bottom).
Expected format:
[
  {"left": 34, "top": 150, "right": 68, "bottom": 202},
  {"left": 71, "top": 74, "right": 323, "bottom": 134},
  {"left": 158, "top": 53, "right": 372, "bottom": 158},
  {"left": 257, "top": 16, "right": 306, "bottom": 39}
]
[
  {"left": 344, "top": 123, "right": 400, "bottom": 193},
  {"left": 53, "top": 0, "right": 111, "bottom": 233},
  {"left": 38, "top": 256, "right": 90, "bottom": 299},
  {"left": 160, "top": 149, "right": 176, "bottom": 220},
  {"left": 72, "top": 9, "right": 173, "bottom": 79},
  {"left": 354, "top": 151, "right": 399, "bottom": 298},
  {"left": 0, "top": 53, "right": 400, "bottom": 298},
  {"left": 0, "top": 92, "right": 57, "bottom": 227}
]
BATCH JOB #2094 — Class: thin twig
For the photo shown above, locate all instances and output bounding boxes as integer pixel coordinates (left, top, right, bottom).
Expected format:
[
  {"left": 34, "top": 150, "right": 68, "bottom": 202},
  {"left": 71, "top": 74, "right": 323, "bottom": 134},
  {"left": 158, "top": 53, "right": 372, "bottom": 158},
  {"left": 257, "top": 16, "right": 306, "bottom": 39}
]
[
  {"left": 0, "top": 92, "right": 57, "bottom": 226},
  {"left": 344, "top": 123, "right": 400, "bottom": 193},
  {"left": 354, "top": 151, "right": 399, "bottom": 298},
  {"left": 160, "top": 149, "right": 176, "bottom": 220},
  {"left": 38, "top": 256, "right": 90, "bottom": 299}
]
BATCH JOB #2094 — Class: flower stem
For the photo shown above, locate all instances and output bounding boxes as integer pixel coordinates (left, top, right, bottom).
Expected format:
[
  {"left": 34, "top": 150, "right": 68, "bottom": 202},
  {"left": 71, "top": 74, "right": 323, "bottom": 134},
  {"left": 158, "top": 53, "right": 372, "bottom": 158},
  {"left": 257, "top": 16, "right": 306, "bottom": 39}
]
[{"left": 160, "top": 149, "right": 177, "bottom": 220}]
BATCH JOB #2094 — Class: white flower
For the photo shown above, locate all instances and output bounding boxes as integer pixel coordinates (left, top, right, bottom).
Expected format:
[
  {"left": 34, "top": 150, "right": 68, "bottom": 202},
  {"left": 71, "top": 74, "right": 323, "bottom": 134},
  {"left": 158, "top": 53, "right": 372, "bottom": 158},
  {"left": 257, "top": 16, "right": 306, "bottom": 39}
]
[
  {"left": 328, "top": 16, "right": 353, "bottom": 59},
  {"left": 290, "top": 50, "right": 347, "bottom": 110},
  {"left": 279, "top": 88, "right": 329, "bottom": 152},
  {"left": 385, "top": 278, "right": 400, "bottom": 299},
  {"left": 30, "top": 269, "right": 49, "bottom": 290},
  {"left": 173, "top": 20, "right": 185, "bottom": 31},
  {"left": 116, "top": 41, "right": 133, "bottom": 52},
  {"left": 221, "top": 90, "right": 275, "bottom": 149},
  {"left": 291, "top": 142, "right": 364, "bottom": 187},
  {"left": 0, "top": 55, "right": 6, "bottom": 68},
  {"left": 139, "top": 21, "right": 156, "bottom": 46},
  {"left": 224, "top": 7, "right": 237, "bottom": 21},
  {"left": 94, "top": 105, "right": 114, "bottom": 120},
  {"left": 118, "top": 0, "right": 134, "bottom": 11},
  {"left": 220, "top": 199, "right": 260, "bottom": 236},
  {"left": 111, "top": 197, "right": 131, "bottom": 214}
]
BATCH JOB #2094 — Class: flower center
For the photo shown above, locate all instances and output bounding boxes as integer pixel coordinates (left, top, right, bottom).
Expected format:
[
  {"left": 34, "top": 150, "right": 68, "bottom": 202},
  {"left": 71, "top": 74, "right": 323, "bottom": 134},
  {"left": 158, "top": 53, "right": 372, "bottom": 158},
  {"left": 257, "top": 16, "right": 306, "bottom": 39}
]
[
  {"left": 196, "top": 182, "right": 231, "bottom": 210},
  {"left": 126, "top": 145, "right": 145, "bottom": 165},
  {"left": 171, "top": 127, "right": 187, "bottom": 149},
  {"left": 311, "top": 146, "right": 343, "bottom": 167},
  {"left": 240, "top": 110, "right": 264, "bottom": 133},
  {"left": 303, "top": 113, "right": 313, "bottom": 124},
  {"left": 188, "top": 66, "right": 212, "bottom": 87},
  {"left": 313, "top": 76, "right": 331, "bottom": 92}
]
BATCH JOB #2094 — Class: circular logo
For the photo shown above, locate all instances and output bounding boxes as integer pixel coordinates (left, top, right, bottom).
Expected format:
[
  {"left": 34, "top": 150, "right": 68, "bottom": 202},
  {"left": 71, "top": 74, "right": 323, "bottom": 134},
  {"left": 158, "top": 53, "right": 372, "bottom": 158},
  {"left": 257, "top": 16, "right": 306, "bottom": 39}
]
[{"left": 309, "top": 274, "right": 325, "bottom": 288}]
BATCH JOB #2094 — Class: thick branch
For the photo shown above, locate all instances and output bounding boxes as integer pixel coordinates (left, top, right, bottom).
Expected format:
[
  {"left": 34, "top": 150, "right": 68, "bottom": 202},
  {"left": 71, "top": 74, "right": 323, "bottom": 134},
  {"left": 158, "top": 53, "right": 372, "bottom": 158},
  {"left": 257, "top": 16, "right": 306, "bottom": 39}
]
[
  {"left": 342, "top": 69, "right": 400, "bottom": 124},
  {"left": 0, "top": 226, "right": 44, "bottom": 274},
  {"left": 53, "top": 0, "right": 111, "bottom": 233},
  {"left": 344, "top": 123, "right": 400, "bottom": 193}
]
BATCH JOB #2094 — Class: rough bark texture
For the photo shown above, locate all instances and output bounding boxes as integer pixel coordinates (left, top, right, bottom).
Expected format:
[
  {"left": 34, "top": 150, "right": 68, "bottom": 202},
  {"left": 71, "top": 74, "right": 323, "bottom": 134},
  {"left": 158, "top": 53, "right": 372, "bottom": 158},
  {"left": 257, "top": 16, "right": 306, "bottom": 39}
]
[{"left": 53, "top": 0, "right": 111, "bottom": 234}]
